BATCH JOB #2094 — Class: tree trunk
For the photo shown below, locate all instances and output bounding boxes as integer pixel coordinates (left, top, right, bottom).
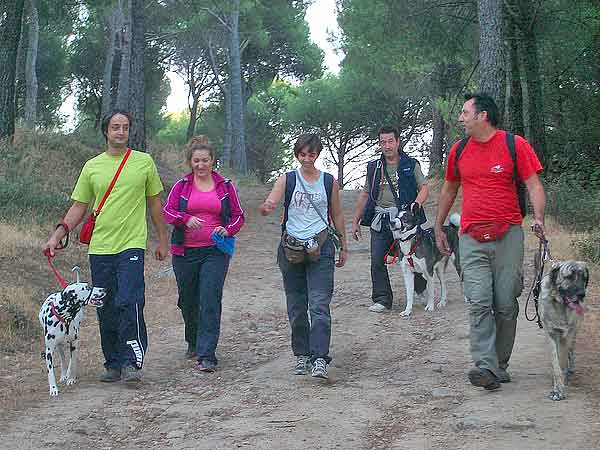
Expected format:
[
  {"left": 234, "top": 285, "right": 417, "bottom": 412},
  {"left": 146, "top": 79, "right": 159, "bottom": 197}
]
[
  {"left": 0, "top": 0, "right": 26, "bottom": 139},
  {"left": 101, "top": 3, "right": 122, "bottom": 120},
  {"left": 24, "top": 0, "right": 39, "bottom": 127},
  {"left": 505, "top": 14, "right": 524, "bottom": 137},
  {"left": 517, "top": 3, "right": 546, "bottom": 165},
  {"left": 115, "top": 0, "right": 131, "bottom": 111},
  {"left": 128, "top": 0, "right": 145, "bottom": 150},
  {"left": 223, "top": 84, "right": 233, "bottom": 168},
  {"left": 186, "top": 90, "right": 200, "bottom": 141},
  {"left": 229, "top": 0, "right": 247, "bottom": 173},
  {"left": 337, "top": 142, "right": 345, "bottom": 189},
  {"left": 429, "top": 63, "right": 447, "bottom": 174},
  {"left": 477, "top": 0, "right": 505, "bottom": 122}
]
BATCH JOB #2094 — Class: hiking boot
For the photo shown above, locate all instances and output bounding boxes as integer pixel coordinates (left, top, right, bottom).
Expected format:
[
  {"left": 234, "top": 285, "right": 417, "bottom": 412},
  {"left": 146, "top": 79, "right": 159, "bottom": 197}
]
[
  {"left": 468, "top": 367, "right": 500, "bottom": 390},
  {"left": 497, "top": 368, "right": 512, "bottom": 383},
  {"left": 311, "top": 358, "right": 328, "bottom": 379},
  {"left": 294, "top": 355, "right": 311, "bottom": 375},
  {"left": 368, "top": 303, "right": 387, "bottom": 313},
  {"left": 195, "top": 359, "right": 216, "bottom": 373},
  {"left": 122, "top": 365, "right": 142, "bottom": 383},
  {"left": 99, "top": 368, "right": 121, "bottom": 383}
]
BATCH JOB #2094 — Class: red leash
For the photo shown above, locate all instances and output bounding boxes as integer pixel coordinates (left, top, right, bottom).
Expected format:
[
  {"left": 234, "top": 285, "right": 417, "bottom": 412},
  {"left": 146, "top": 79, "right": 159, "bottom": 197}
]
[{"left": 43, "top": 249, "right": 68, "bottom": 290}]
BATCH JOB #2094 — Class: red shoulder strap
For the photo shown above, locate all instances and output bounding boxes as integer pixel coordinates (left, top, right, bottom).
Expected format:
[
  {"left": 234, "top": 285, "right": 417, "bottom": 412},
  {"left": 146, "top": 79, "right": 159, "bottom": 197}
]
[{"left": 95, "top": 148, "right": 131, "bottom": 216}]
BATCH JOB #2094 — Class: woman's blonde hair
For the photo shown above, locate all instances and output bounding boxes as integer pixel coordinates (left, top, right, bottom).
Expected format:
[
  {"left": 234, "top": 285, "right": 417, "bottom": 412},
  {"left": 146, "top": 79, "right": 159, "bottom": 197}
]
[{"left": 185, "top": 135, "right": 215, "bottom": 162}]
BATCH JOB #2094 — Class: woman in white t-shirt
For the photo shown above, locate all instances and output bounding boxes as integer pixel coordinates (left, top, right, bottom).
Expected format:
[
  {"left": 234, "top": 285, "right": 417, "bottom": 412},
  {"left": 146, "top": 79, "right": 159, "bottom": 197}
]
[{"left": 260, "top": 134, "right": 347, "bottom": 380}]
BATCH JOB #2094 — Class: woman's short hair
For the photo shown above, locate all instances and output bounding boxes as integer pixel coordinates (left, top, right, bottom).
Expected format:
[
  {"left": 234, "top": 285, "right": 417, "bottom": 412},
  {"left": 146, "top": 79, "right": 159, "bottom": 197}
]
[
  {"left": 293, "top": 133, "right": 323, "bottom": 158},
  {"left": 185, "top": 135, "right": 214, "bottom": 162}
]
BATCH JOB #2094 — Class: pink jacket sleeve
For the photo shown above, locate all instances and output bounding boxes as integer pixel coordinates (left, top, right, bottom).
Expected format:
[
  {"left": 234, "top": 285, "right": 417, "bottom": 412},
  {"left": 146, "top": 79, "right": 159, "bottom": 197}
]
[
  {"left": 224, "top": 182, "right": 245, "bottom": 236},
  {"left": 162, "top": 179, "right": 193, "bottom": 226}
]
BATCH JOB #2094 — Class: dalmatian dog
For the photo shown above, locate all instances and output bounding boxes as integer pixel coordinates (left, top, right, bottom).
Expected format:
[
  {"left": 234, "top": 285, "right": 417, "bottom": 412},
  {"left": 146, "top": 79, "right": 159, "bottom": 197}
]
[
  {"left": 39, "top": 279, "right": 106, "bottom": 396},
  {"left": 390, "top": 204, "right": 462, "bottom": 317}
]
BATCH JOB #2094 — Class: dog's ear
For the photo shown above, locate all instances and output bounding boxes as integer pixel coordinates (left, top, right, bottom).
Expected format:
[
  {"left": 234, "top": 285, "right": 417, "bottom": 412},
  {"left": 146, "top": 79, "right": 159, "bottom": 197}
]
[{"left": 549, "top": 263, "right": 561, "bottom": 286}]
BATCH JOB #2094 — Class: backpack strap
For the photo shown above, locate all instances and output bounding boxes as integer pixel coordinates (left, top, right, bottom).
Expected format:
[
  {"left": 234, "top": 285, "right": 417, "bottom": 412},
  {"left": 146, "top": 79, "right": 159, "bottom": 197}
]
[
  {"left": 282, "top": 171, "right": 296, "bottom": 233},
  {"left": 453, "top": 138, "right": 469, "bottom": 178},
  {"left": 324, "top": 172, "right": 334, "bottom": 218},
  {"left": 505, "top": 133, "right": 517, "bottom": 180}
]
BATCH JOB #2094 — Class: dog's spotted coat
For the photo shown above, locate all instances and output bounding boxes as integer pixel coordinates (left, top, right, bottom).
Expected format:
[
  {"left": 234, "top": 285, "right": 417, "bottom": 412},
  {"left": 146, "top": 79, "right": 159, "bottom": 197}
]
[{"left": 39, "top": 282, "right": 106, "bottom": 396}]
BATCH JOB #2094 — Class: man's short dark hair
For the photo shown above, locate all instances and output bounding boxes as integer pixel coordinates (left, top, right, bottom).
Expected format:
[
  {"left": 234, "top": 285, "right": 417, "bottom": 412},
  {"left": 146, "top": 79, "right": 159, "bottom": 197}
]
[
  {"left": 464, "top": 93, "right": 499, "bottom": 127},
  {"left": 101, "top": 110, "right": 133, "bottom": 142},
  {"left": 378, "top": 126, "right": 400, "bottom": 140},
  {"left": 293, "top": 133, "right": 323, "bottom": 157}
]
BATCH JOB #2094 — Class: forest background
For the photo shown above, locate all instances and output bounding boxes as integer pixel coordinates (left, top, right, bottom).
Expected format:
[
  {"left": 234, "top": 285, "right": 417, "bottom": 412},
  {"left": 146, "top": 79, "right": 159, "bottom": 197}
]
[{"left": 0, "top": 0, "right": 599, "bottom": 348}]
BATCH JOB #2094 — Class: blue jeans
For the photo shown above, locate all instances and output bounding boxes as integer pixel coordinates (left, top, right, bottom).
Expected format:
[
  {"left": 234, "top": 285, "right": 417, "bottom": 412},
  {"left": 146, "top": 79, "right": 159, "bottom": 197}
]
[
  {"left": 89, "top": 248, "right": 147, "bottom": 370},
  {"left": 172, "top": 246, "right": 230, "bottom": 364},
  {"left": 277, "top": 239, "right": 335, "bottom": 363},
  {"left": 371, "top": 219, "right": 395, "bottom": 308}
]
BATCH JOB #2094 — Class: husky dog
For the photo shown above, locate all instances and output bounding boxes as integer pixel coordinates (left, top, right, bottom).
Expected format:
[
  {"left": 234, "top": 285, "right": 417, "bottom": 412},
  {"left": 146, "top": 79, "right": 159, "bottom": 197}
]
[
  {"left": 390, "top": 204, "right": 461, "bottom": 317},
  {"left": 538, "top": 260, "right": 589, "bottom": 401},
  {"left": 39, "top": 282, "right": 106, "bottom": 396}
]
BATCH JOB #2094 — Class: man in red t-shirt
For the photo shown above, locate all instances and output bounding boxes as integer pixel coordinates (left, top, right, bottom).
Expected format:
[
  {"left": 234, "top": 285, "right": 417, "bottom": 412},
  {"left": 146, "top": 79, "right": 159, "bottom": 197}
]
[{"left": 434, "top": 93, "right": 546, "bottom": 391}]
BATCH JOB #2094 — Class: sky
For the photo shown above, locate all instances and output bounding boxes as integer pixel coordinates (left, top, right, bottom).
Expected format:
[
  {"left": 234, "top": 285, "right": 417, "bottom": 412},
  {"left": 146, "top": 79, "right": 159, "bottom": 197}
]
[{"left": 165, "top": 0, "right": 343, "bottom": 113}]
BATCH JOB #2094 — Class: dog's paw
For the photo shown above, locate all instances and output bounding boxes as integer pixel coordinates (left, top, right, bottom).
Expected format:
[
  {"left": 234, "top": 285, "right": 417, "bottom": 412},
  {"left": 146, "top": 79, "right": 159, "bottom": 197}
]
[
  {"left": 66, "top": 378, "right": 77, "bottom": 386},
  {"left": 438, "top": 299, "right": 448, "bottom": 308},
  {"left": 424, "top": 303, "right": 435, "bottom": 312},
  {"left": 400, "top": 309, "right": 413, "bottom": 318},
  {"left": 548, "top": 389, "right": 566, "bottom": 401},
  {"left": 49, "top": 386, "right": 59, "bottom": 397}
]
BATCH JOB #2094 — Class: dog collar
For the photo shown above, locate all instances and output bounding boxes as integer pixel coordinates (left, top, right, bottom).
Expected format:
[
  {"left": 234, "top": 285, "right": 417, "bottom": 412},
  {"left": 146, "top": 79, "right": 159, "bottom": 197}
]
[
  {"left": 405, "top": 234, "right": 421, "bottom": 268},
  {"left": 50, "top": 302, "right": 68, "bottom": 325}
]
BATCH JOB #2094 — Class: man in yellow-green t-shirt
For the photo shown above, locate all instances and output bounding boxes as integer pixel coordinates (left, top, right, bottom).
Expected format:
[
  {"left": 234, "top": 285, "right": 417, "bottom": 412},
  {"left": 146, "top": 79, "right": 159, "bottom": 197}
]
[{"left": 44, "top": 111, "right": 168, "bottom": 384}]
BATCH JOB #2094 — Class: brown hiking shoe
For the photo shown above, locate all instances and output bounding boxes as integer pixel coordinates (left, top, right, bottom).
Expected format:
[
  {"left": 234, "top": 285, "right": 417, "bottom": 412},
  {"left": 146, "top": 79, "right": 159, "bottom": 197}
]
[{"left": 468, "top": 367, "right": 500, "bottom": 390}]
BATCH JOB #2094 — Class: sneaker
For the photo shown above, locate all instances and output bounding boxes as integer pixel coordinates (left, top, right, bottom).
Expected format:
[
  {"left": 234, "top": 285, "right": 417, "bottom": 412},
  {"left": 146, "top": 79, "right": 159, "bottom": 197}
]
[
  {"left": 497, "top": 368, "right": 512, "bottom": 383},
  {"left": 196, "top": 359, "right": 216, "bottom": 373},
  {"left": 368, "top": 303, "right": 387, "bottom": 313},
  {"left": 99, "top": 368, "right": 121, "bottom": 382},
  {"left": 311, "top": 358, "right": 328, "bottom": 379},
  {"left": 468, "top": 367, "right": 500, "bottom": 390},
  {"left": 294, "top": 355, "right": 311, "bottom": 375},
  {"left": 122, "top": 365, "right": 142, "bottom": 383}
]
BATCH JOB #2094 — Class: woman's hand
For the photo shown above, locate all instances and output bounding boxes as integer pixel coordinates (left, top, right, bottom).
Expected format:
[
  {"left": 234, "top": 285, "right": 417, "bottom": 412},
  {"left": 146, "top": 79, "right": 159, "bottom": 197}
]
[
  {"left": 213, "top": 226, "right": 229, "bottom": 237},
  {"left": 260, "top": 199, "right": 276, "bottom": 216},
  {"left": 186, "top": 216, "right": 204, "bottom": 230}
]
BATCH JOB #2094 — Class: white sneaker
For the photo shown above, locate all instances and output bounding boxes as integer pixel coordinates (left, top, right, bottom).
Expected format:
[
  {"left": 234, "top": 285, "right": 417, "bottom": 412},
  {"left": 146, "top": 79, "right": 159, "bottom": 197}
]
[
  {"left": 311, "top": 358, "right": 328, "bottom": 379},
  {"left": 368, "top": 303, "right": 387, "bottom": 313}
]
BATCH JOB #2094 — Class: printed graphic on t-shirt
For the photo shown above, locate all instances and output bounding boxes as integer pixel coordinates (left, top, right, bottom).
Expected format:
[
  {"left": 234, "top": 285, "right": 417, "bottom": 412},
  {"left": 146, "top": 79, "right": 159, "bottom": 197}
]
[
  {"left": 292, "top": 191, "right": 326, "bottom": 212},
  {"left": 490, "top": 164, "right": 504, "bottom": 173}
]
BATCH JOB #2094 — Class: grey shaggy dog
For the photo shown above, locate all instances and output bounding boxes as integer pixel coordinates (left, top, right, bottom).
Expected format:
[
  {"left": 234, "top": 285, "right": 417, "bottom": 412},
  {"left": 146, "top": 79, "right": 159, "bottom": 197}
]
[{"left": 538, "top": 260, "right": 589, "bottom": 401}]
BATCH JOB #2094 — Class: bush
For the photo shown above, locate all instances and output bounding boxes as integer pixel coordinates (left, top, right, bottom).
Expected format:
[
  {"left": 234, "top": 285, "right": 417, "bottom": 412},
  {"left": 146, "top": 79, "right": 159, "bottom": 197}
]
[
  {"left": 573, "top": 231, "right": 600, "bottom": 265},
  {"left": 0, "top": 129, "right": 98, "bottom": 224},
  {"left": 544, "top": 176, "right": 600, "bottom": 233}
]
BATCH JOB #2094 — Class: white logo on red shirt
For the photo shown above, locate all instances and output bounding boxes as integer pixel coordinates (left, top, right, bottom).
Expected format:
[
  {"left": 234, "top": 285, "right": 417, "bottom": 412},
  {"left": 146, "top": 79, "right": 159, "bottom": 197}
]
[{"left": 490, "top": 164, "right": 504, "bottom": 173}]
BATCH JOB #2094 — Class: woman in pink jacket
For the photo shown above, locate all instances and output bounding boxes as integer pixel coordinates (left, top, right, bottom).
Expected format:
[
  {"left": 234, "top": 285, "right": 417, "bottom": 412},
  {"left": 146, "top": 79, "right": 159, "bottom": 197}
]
[{"left": 163, "top": 137, "right": 245, "bottom": 372}]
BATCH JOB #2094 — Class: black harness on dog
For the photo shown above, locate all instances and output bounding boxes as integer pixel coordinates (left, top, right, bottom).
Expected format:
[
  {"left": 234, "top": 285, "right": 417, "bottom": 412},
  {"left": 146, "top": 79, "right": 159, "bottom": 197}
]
[{"left": 525, "top": 238, "right": 551, "bottom": 329}]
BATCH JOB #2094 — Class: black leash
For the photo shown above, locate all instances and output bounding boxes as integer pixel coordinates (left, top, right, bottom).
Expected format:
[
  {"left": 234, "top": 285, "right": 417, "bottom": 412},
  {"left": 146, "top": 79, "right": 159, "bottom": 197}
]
[{"left": 525, "top": 237, "right": 551, "bottom": 329}]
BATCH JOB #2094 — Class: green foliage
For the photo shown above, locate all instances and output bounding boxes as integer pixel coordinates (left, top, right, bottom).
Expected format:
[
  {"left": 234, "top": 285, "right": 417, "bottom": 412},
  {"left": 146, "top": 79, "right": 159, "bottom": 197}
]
[{"left": 154, "top": 111, "right": 191, "bottom": 147}]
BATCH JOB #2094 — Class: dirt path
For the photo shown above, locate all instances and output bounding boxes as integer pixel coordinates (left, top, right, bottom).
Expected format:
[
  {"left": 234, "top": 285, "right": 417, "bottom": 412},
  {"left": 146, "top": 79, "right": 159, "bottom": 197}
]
[{"left": 1, "top": 187, "right": 599, "bottom": 450}]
